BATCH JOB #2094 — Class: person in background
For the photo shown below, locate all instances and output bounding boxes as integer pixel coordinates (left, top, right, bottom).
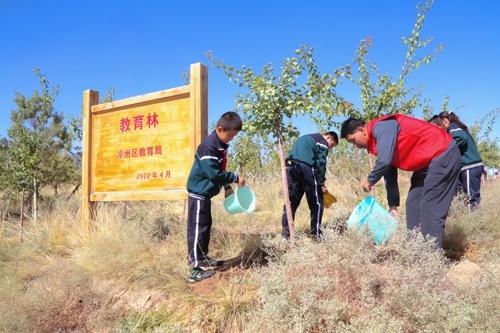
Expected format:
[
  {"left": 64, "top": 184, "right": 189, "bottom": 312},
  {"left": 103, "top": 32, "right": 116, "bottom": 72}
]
[
  {"left": 186, "top": 112, "right": 246, "bottom": 283},
  {"left": 341, "top": 114, "right": 461, "bottom": 248},
  {"left": 281, "top": 131, "right": 338, "bottom": 241},
  {"left": 429, "top": 114, "right": 443, "bottom": 127},
  {"left": 438, "top": 111, "right": 484, "bottom": 210}
]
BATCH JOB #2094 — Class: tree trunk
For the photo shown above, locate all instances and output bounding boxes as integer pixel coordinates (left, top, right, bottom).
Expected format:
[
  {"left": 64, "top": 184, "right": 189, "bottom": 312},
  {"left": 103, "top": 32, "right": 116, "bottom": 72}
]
[
  {"left": 277, "top": 134, "right": 296, "bottom": 248},
  {"left": 1, "top": 197, "right": 10, "bottom": 238},
  {"left": 33, "top": 178, "right": 37, "bottom": 223},
  {"left": 54, "top": 183, "right": 59, "bottom": 196},
  {"left": 67, "top": 183, "right": 81, "bottom": 200},
  {"left": 20, "top": 190, "right": 25, "bottom": 240},
  {"left": 256, "top": 144, "right": 263, "bottom": 182}
]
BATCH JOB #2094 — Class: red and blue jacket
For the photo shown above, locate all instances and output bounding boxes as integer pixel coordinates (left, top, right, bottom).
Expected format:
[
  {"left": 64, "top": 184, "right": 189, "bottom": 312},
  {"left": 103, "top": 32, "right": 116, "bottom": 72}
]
[
  {"left": 366, "top": 114, "right": 452, "bottom": 207},
  {"left": 367, "top": 114, "right": 452, "bottom": 172}
]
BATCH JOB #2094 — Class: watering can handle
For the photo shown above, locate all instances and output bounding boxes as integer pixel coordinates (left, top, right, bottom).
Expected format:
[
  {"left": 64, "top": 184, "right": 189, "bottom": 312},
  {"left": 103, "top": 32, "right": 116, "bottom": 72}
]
[{"left": 224, "top": 184, "right": 234, "bottom": 198}]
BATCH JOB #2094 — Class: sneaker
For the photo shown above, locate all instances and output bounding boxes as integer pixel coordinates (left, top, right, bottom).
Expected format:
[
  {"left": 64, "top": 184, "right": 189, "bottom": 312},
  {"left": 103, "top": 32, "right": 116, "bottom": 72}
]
[
  {"left": 198, "top": 257, "right": 224, "bottom": 270},
  {"left": 187, "top": 267, "right": 215, "bottom": 283},
  {"left": 281, "top": 228, "right": 290, "bottom": 240},
  {"left": 312, "top": 231, "right": 324, "bottom": 242}
]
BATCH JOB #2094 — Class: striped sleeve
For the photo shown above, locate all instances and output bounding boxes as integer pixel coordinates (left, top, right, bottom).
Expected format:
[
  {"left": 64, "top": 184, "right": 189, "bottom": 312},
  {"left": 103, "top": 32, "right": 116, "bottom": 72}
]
[{"left": 197, "top": 147, "right": 237, "bottom": 185}]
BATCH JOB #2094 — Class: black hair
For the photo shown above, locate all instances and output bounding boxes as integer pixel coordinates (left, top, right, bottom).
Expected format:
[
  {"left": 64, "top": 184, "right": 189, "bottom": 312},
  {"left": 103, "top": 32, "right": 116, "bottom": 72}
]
[
  {"left": 428, "top": 114, "right": 443, "bottom": 127},
  {"left": 340, "top": 117, "right": 365, "bottom": 139},
  {"left": 323, "top": 131, "right": 339, "bottom": 144},
  {"left": 439, "top": 111, "right": 468, "bottom": 131},
  {"left": 217, "top": 111, "right": 242, "bottom": 131}
]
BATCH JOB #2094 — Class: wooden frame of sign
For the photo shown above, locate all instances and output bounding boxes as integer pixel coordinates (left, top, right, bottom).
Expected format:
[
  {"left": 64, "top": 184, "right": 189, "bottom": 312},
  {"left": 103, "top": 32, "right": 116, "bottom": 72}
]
[{"left": 82, "top": 63, "right": 207, "bottom": 228}]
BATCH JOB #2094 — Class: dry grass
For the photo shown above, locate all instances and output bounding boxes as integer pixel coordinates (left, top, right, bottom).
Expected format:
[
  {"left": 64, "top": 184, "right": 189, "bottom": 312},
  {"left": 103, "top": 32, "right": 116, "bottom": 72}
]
[
  {"left": 246, "top": 179, "right": 500, "bottom": 332},
  {"left": 0, "top": 171, "right": 499, "bottom": 332}
]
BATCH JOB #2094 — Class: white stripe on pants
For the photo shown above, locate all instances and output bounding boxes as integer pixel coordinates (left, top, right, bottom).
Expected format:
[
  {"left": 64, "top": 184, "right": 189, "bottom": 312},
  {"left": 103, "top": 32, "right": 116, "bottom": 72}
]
[
  {"left": 193, "top": 200, "right": 201, "bottom": 267},
  {"left": 312, "top": 167, "right": 321, "bottom": 236},
  {"left": 466, "top": 169, "right": 471, "bottom": 212}
]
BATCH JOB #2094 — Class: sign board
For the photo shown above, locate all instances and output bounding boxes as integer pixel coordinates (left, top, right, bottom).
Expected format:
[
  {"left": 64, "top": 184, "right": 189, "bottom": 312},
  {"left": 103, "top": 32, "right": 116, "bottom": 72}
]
[{"left": 82, "top": 63, "right": 207, "bottom": 225}]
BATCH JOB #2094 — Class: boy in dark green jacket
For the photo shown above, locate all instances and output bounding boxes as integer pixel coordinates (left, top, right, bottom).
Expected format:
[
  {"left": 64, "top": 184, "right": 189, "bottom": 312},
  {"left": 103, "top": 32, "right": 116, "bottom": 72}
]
[
  {"left": 282, "top": 132, "right": 338, "bottom": 240},
  {"left": 186, "top": 112, "right": 245, "bottom": 282},
  {"left": 439, "top": 112, "right": 483, "bottom": 209}
]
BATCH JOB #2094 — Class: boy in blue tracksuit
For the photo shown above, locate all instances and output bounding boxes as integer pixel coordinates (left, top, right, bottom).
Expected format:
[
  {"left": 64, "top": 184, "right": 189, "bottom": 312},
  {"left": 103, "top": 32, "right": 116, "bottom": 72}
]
[
  {"left": 282, "top": 132, "right": 338, "bottom": 240},
  {"left": 186, "top": 112, "right": 245, "bottom": 282}
]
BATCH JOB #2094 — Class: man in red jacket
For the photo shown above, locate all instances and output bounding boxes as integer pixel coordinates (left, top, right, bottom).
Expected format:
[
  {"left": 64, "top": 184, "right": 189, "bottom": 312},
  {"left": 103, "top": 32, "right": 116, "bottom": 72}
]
[{"left": 340, "top": 114, "right": 461, "bottom": 248}]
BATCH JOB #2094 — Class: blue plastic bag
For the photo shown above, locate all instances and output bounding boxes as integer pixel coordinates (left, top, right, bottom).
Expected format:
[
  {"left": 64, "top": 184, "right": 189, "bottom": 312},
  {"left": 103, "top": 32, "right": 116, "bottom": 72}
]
[{"left": 347, "top": 196, "right": 397, "bottom": 245}]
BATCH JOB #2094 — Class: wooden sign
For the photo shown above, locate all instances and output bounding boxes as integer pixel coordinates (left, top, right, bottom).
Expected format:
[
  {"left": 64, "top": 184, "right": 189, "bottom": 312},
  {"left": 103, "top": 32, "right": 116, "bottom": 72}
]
[{"left": 82, "top": 63, "right": 207, "bottom": 226}]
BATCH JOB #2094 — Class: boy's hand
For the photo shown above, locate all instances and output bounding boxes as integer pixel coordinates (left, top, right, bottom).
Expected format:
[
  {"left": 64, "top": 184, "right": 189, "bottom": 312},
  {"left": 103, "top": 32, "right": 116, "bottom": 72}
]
[
  {"left": 322, "top": 185, "right": 328, "bottom": 193},
  {"left": 237, "top": 176, "right": 245, "bottom": 187},
  {"left": 361, "top": 179, "right": 372, "bottom": 193},
  {"left": 389, "top": 206, "right": 399, "bottom": 218}
]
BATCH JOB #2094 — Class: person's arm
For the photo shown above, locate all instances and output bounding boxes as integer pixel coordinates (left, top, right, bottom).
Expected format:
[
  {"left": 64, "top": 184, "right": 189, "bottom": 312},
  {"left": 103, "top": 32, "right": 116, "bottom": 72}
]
[
  {"left": 198, "top": 147, "right": 238, "bottom": 185},
  {"left": 450, "top": 129, "right": 467, "bottom": 154},
  {"left": 367, "top": 119, "right": 399, "bottom": 186},
  {"left": 384, "top": 165, "right": 400, "bottom": 210},
  {"left": 313, "top": 145, "right": 328, "bottom": 186}
]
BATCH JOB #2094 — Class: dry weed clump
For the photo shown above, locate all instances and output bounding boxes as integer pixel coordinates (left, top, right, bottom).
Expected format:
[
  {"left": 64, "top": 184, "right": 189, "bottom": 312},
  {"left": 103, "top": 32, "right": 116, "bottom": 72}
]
[
  {"left": 247, "top": 221, "right": 498, "bottom": 332},
  {"left": 444, "top": 183, "right": 500, "bottom": 262},
  {"left": 0, "top": 235, "right": 32, "bottom": 332},
  {"left": 0, "top": 236, "right": 118, "bottom": 332},
  {"left": 72, "top": 202, "right": 178, "bottom": 285},
  {"left": 20, "top": 261, "right": 104, "bottom": 333}
]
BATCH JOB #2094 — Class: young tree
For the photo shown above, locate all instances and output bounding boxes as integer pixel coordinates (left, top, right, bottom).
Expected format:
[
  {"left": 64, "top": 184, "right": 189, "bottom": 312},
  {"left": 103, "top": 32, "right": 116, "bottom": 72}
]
[
  {"left": 5, "top": 128, "right": 40, "bottom": 227},
  {"left": 338, "top": 0, "right": 442, "bottom": 192},
  {"left": 0, "top": 138, "right": 13, "bottom": 222},
  {"left": 477, "top": 140, "right": 500, "bottom": 168},
  {"left": 208, "top": 46, "right": 348, "bottom": 247},
  {"left": 228, "top": 132, "right": 265, "bottom": 180},
  {"left": 470, "top": 107, "right": 500, "bottom": 167},
  {"left": 0, "top": 138, "right": 9, "bottom": 190},
  {"left": 350, "top": 0, "right": 441, "bottom": 121},
  {"left": 5, "top": 69, "right": 74, "bottom": 221},
  {"left": 228, "top": 131, "right": 287, "bottom": 181}
]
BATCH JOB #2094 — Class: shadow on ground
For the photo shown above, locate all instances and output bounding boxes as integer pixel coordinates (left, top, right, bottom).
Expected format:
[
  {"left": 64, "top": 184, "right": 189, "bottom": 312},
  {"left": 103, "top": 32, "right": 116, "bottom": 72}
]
[{"left": 220, "top": 232, "right": 277, "bottom": 270}]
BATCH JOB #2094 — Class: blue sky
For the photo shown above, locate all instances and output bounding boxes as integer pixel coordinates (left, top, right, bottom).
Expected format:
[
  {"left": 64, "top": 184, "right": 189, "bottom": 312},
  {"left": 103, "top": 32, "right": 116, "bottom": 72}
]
[{"left": 1, "top": 0, "right": 499, "bottom": 139}]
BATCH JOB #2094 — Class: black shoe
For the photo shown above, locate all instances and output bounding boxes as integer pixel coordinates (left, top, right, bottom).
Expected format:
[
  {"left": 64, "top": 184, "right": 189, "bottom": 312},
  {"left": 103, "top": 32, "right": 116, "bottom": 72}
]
[
  {"left": 187, "top": 267, "right": 215, "bottom": 283},
  {"left": 312, "top": 232, "right": 324, "bottom": 242},
  {"left": 198, "top": 256, "right": 224, "bottom": 271},
  {"left": 281, "top": 228, "right": 290, "bottom": 240}
]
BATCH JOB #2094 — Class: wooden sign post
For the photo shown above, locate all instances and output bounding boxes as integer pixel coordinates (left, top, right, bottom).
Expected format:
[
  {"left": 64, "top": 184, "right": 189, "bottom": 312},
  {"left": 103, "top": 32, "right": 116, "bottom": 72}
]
[{"left": 82, "top": 63, "right": 207, "bottom": 229}]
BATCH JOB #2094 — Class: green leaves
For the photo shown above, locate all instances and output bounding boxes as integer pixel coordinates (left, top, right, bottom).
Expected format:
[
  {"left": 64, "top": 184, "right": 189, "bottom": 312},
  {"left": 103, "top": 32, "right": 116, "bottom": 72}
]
[
  {"left": 348, "top": 0, "right": 440, "bottom": 121},
  {"left": 207, "top": 0, "right": 444, "bottom": 131},
  {"left": 1, "top": 69, "right": 78, "bottom": 197},
  {"left": 208, "top": 45, "right": 348, "bottom": 140},
  {"left": 400, "top": 0, "right": 441, "bottom": 81}
]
